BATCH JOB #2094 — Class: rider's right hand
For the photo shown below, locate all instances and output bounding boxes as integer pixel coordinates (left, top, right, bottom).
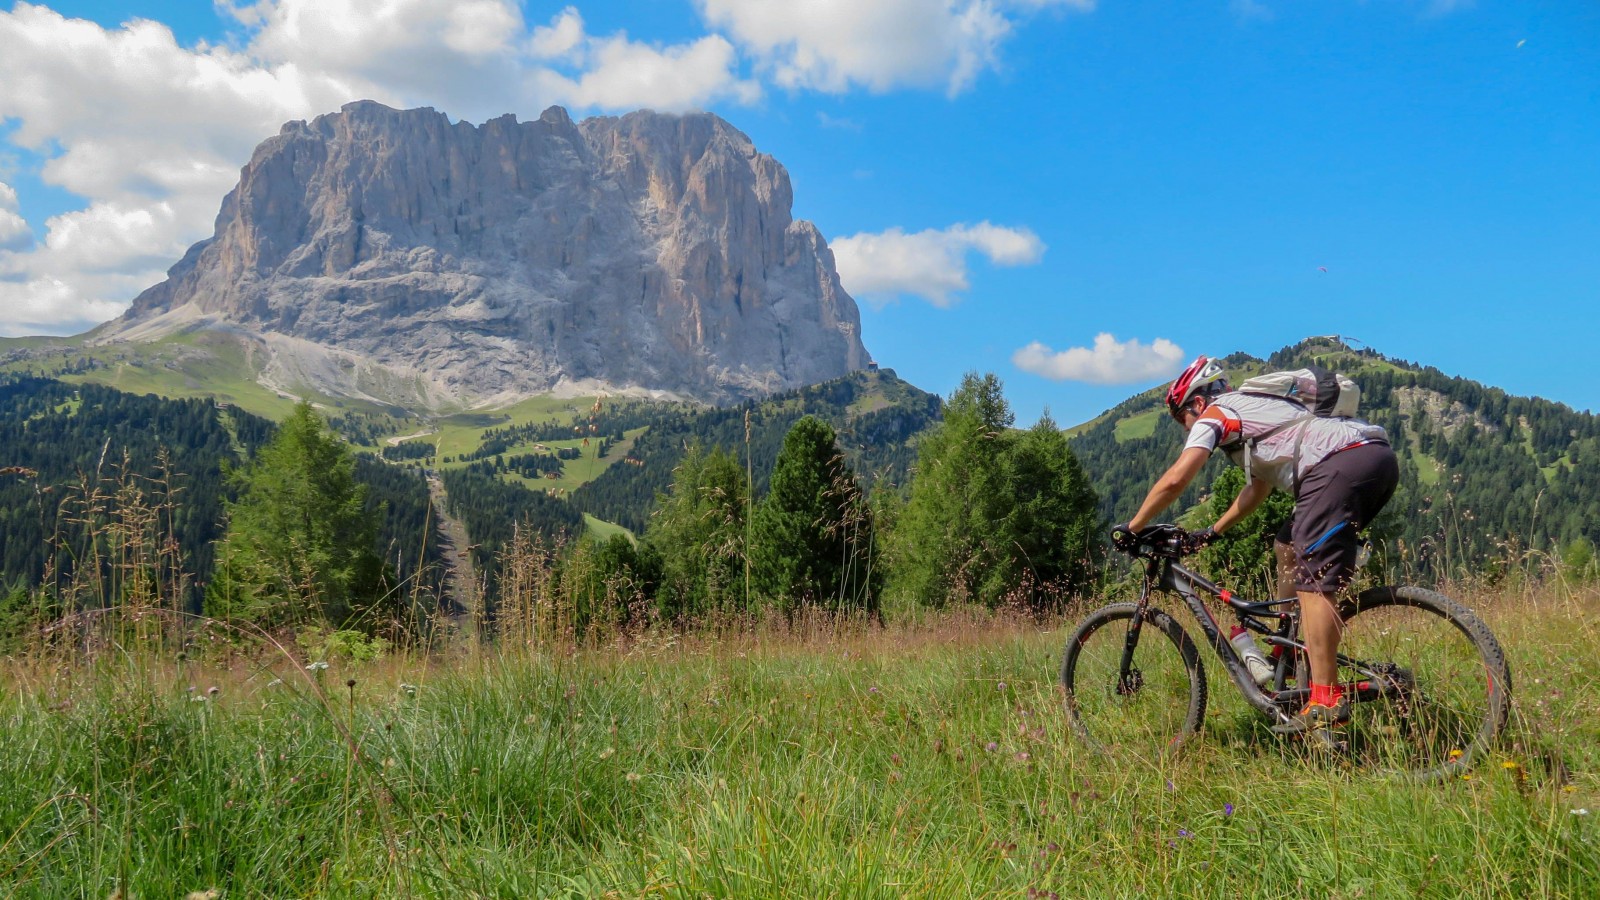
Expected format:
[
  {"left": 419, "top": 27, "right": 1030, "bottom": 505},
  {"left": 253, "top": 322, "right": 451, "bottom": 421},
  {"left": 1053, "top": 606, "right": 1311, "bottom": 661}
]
[{"left": 1110, "top": 523, "right": 1141, "bottom": 552}]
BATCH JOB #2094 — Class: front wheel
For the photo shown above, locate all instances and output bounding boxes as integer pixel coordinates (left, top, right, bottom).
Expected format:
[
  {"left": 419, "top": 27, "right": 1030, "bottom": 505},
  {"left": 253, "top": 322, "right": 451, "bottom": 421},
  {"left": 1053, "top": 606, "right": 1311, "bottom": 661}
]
[
  {"left": 1060, "top": 602, "right": 1207, "bottom": 757},
  {"left": 1317, "top": 585, "right": 1512, "bottom": 781}
]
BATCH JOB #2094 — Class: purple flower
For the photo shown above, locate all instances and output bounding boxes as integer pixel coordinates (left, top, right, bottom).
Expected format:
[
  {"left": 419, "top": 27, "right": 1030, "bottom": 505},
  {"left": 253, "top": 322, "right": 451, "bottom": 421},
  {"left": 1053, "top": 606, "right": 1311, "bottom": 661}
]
[
  {"left": 986, "top": 741, "right": 999, "bottom": 752},
  {"left": 998, "top": 682, "right": 1008, "bottom": 691},
  {"left": 1224, "top": 803, "right": 1234, "bottom": 816},
  {"left": 1177, "top": 829, "right": 1193, "bottom": 839},
  {"left": 868, "top": 686, "right": 879, "bottom": 694}
]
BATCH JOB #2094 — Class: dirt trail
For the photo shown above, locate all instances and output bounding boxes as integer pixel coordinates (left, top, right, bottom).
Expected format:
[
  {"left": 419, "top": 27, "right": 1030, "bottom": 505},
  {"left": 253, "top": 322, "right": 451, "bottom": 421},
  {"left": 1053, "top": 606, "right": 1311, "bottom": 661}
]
[
  {"left": 426, "top": 472, "right": 479, "bottom": 636},
  {"left": 387, "top": 429, "right": 437, "bottom": 447}
]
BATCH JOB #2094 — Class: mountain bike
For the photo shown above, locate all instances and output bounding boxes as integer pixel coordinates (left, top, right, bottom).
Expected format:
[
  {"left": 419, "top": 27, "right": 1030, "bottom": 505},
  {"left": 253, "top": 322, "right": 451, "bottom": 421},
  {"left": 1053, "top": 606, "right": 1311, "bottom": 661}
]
[{"left": 1059, "top": 524, "right": 1511, "bottom": 781}]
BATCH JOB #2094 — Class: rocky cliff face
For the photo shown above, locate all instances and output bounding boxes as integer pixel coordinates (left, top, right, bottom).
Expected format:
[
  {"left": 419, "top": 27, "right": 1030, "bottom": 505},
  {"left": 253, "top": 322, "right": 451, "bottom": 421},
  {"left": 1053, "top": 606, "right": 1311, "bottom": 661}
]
[{"left": 112, "top": 101, "right": 868, "bottom": 407}]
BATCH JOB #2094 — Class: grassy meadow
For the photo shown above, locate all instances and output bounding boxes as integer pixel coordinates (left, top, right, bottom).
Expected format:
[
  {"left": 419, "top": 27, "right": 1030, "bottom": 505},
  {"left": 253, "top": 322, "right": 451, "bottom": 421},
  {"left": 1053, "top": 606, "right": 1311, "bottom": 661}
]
[{"left": 0, "top": 584, "right": 1596, "bottom": 899}]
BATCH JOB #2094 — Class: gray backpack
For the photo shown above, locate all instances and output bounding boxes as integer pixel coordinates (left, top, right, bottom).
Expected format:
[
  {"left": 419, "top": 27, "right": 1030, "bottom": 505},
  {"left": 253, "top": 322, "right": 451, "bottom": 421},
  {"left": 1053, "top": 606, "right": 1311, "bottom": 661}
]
[
  {"left": 1236, "top": 365, "right": 1361, "bottom": 418},
  {"left": 1226, "top": 364, "right": 1363, "bottom": 486}
]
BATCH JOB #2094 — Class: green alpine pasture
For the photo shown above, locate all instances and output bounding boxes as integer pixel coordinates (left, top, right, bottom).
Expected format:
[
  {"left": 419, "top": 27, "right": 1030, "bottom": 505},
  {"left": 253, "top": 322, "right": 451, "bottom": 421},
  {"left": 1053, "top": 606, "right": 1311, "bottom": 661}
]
[{"left": 0, "top": 588, "right": 1595, "bottom": 898}]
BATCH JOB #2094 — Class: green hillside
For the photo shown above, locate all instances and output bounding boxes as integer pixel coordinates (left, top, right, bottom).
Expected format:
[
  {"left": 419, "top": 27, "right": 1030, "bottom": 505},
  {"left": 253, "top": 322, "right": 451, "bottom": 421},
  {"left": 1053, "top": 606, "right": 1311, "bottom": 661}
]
[
  {"left": 568, "top": 370, "right": 940, "bottom": 534},
  {"left": 0, "top": 377, "right": 444, "bottom": 605},
  {"left": 1068, "top": 338, "right": 1600, "bottom": 573}
]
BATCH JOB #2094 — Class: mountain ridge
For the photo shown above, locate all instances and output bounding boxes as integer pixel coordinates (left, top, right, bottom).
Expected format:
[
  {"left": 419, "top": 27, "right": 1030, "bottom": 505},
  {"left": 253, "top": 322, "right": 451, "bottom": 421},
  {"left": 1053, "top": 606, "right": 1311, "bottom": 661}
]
[{"left": 88, "top": 101, "right": 868, "bottom": 412}]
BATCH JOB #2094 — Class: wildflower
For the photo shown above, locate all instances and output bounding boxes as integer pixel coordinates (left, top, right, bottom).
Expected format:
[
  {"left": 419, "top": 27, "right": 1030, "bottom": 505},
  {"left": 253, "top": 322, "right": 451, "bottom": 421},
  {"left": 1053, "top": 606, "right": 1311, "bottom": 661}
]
[
  {"left": 1224, "top": 803, "right": 1234, "bottom": 816},
  {"left": 625, "top": 772, "right": 642, "bottom": 782},
  {"left": 206, "top": 686, "right": 219, "bottom": 697},
  {"left": 185, "top": 888, "right": 220, "bottom": 900},
  {"left": 1177, "top": 829, "right": 1193, "bottom": 839},
  {"left": 400, "top": 683, "right": 418, "bottom": 697},
  {"left": 1448, "top": 749, "right": 1463, "bottom": 760},
  {"left": 345, "top": 678, "right": 356, "bottom": 689},
  {"left": 1573, "top": 809, "right": 1590, "bottom": 816},
  {"left": 190, "top": 696, "right": 207, "bottom": 703},
  {"left": 1502, "top": 760, "right": 1519, "bottom": 770},
  {"left": 599, "top": 747, "right": 616, "bottom": 760},
  {"left": 890, "top": 754, "right": 902, "bottom": 765},
  {"left": 869, "top": 686, "right": 879, "bottom": 694},
  {"left": 1015, "top": 752, "right": 1031, "bottom": 762},
  {"left": 986, "top": 742, "right": 999, "bottom": 753},
  {"left": 998, "top": 682, "right": 1008, "bottom": 692},
  {"left": 307, "top": 661, "right": 329, "bottom": 672}
]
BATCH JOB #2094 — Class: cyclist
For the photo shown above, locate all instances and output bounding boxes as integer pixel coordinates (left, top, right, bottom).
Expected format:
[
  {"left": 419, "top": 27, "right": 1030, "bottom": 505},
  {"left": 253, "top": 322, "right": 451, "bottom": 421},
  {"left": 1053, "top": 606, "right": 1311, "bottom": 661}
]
[{"left": 1113, "top": 356, "right": 1398, "bottom": 748}]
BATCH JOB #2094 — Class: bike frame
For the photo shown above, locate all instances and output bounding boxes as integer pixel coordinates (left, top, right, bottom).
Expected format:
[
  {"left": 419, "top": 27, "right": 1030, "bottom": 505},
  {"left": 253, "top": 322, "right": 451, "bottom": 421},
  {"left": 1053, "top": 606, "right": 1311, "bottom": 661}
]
[
  {"left": 1129, "top": 549, "right": 1302, "bottom": 725},
  {"left": 1124, "top": 538, "right": 1406, "bottom": 727}
]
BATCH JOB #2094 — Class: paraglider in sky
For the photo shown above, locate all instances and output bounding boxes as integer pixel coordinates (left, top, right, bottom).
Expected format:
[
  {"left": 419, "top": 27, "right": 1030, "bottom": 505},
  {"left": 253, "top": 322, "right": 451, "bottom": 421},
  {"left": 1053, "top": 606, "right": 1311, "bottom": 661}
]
[
  {"left": 1516, "top": 39, "right": 1526, "bottom": 49},
  {"left": 1317, "top": 266, "right": 1328, "bottom": 274}
]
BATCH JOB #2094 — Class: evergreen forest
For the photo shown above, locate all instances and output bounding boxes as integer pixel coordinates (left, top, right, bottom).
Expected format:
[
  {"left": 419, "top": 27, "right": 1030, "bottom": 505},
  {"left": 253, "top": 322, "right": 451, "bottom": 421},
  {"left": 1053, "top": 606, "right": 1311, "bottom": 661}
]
[{"left": 3, "top": 337, "right": 1599, "bottom": 650}]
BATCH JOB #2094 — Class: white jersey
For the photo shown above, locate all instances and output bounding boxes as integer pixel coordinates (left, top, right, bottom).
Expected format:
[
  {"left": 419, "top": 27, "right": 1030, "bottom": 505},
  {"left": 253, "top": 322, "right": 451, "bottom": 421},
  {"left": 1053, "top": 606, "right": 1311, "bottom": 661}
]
[{"left": 1183, "top": 391, "right": 1388, "bottom": 492}]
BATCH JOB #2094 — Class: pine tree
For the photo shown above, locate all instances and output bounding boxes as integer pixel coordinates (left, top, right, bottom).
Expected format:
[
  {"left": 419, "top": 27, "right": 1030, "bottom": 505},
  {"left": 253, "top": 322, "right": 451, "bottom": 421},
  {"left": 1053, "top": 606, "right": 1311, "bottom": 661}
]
[
  {"left": 645, "top": 443, "right": 748, "bottom": 620},
  {"left": 747, "top": 416, "right": 879, "bottom": 615},
  {"left": 889, "top": 372, "right": 1015, "bottom": 606},
  {"left": 1007, "top": 410, "right": 1103, "bottom": 603},
  {"left": 207, "top": 402, "right": 385, "bottom": 629}
]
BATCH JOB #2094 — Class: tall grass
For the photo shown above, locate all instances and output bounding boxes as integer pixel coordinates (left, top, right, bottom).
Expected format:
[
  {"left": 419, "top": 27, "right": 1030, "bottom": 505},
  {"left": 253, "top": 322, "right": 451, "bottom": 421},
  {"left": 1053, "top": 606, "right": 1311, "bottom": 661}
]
[
  {"left": 0, "top": 583, "right": 1595, "bottom": 898},
  {"left": 3, "top": 455, "right": 1597, "bottom": 896}
]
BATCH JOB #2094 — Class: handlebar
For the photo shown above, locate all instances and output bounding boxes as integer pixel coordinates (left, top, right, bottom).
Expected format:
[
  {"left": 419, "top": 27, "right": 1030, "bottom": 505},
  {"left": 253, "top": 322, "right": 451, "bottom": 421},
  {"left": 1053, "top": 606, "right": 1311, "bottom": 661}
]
[{"left": 1114, "top": 523, "right": 1190, "bottom": 559}]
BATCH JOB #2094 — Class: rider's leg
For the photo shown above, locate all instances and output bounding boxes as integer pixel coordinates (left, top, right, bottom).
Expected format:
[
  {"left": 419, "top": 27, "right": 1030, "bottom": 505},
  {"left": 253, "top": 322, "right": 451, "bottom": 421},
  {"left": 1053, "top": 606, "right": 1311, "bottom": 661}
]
[
  {"left": 1274, "top": 443, "right": 1399, "bottom": 735},
  {"left": 1274, "top": 539, "right": 1297, "bottom": 602},
  {"left": 1298, "top": 589, "right": 1343, "bottom": 688}
]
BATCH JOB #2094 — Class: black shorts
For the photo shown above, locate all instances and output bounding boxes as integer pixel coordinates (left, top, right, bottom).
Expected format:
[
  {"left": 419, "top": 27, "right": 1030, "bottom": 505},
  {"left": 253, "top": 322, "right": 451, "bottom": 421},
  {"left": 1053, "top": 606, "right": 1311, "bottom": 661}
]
[{"left": 1272, "top": 443, "right": 1399, "bottom": 593}]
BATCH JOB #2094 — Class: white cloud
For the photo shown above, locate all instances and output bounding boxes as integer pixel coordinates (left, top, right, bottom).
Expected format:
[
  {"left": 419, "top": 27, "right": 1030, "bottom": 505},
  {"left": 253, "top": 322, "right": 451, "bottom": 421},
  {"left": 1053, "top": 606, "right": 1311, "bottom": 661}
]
[
  {"left": 0, "top": 183, "right": 31, "bottom": 251},
  {"left": 697, "top": 0, "right": 1090, "bottom": 95},
  {"left": 831, "top": 221, "right": 1045, "bottom": 307},
  {"left": 0, "top": 272, "right": 153, "bottom": 337},
  {"left": 1012, "top": 334, "right": 1187, "bottom": 384},
  {"left": 530, "top": 6, "right": 586, "bottom": 61},
  {"left": 533, "top": 30, "right": 761, "bottom": 111}
]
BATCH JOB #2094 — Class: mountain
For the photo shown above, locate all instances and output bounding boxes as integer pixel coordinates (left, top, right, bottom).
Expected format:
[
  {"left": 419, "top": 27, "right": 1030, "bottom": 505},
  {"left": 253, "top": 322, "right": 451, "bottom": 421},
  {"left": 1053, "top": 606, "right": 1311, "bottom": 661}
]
[
  {"left": 93, "top": 101, "right": 868, "bottom": 411},
  {"left": 1069, "top": 338, "right": 1600, "bottom": 571}
]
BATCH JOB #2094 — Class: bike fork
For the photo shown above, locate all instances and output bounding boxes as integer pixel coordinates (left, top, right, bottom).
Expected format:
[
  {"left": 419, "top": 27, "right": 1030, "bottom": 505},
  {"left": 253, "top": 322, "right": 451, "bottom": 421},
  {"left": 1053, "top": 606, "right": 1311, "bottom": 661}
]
[{"left": 1117, "top": 582, "right": 1153, "bottom": 695}]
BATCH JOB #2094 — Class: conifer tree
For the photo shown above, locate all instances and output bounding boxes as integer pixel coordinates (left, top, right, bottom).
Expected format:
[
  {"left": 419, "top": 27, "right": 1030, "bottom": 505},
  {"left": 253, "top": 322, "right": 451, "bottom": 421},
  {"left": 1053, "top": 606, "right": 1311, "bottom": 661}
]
[
  {"left": 747, "top": 416, "right": 878, "bottom": 615},
  {"left": 890, "top": 374, "right": 1100, "bottom": 609},
  {"left": 207, "top": 402, "right": 385, "bottom": 628},
  {"left": 645, "top": 443, "right": 748, "bottom": 620},
  {"left": 890, "top": 372, "right": 1015, "bottom": 606}
]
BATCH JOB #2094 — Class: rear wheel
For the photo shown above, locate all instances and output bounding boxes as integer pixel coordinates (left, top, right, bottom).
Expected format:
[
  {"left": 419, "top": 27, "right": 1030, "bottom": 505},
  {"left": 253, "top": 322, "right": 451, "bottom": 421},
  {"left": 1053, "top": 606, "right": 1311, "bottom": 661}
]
[
  {"left": 1060, "top": 602, "right": 1206, "bottom": 758},
  {"left": 1313, "top": 585, "right": 1511, "bottom": 781}
]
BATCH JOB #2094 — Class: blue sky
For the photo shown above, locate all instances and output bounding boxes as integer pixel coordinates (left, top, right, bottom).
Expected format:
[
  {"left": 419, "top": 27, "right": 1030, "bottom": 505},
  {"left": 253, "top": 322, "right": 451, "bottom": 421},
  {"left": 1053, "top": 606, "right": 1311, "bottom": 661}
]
[{"left": 0, "top": 0, "right": 1596, "bottom": 426}]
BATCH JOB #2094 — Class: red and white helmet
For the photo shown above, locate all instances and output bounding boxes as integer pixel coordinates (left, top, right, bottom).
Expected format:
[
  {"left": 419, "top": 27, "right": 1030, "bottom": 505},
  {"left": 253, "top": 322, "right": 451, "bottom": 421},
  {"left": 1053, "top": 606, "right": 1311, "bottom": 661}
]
[{"left": 1165, "top": 356, "right": 1230, "bottom": 418}]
